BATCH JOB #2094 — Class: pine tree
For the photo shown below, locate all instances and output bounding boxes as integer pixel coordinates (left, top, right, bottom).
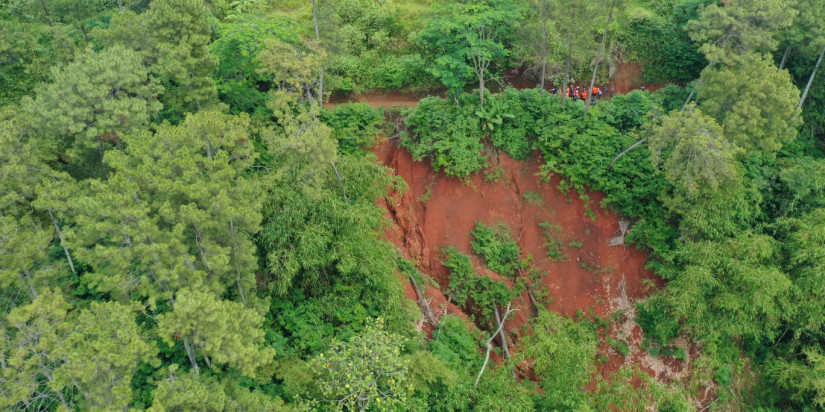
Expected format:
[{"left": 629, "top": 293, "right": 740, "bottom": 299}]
[
  {"left": 54, "top": 301, "right": 157, "bottom": 410},
  {"left": 157, "top": 288, "right": 275, "bottom": 378},
  {"left": 22, "top": 45, "right": 162, "bottom": 162},
  {"left": 99, "top": 0, "right": 220, "bottom": 117}
]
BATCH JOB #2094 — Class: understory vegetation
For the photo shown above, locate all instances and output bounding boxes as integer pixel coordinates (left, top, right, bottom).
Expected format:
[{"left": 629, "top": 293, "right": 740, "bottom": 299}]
[{"left": 2, "top": 0, "right": 825, "bottom": 410}]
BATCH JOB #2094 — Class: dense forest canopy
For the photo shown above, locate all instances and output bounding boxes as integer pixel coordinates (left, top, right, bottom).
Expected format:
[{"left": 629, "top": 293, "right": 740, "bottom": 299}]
[{"left": 1, "top": 0, "right": 825, "bottom": 410}]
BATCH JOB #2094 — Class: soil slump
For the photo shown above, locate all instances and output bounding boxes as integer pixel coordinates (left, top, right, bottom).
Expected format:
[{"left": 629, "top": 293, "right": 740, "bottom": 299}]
[
  {"left": 375, "top": 141, "right": 700, "bottom": 396},
  {"left": 375, "top": 140, "right": 659, "bottom": 321}
]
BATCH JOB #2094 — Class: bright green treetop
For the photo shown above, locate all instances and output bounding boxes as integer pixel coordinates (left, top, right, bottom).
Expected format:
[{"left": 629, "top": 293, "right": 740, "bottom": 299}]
[
  {"left": 157, "top": 288, "right": 275, "bottom": 378},
  {"left": 520, "top": 309, "right": 598, "bottom": 410},
  {"left": 688, "top": 0, "right": 797, "bottom": 64},
  {"left": 311, "top": 318, "right": 411, "bottom": 412},
  {"left": 54, "top": 301, "right": 157, "bottom": 410},
  {"left": 698, "top": 53, "right": 801, "bottom": 158},
  {"left": 418, "top": 0, "right": 522, "bottom": 104},
  {"left": 22, "top": 45, "right": 162, "bottom": 162},
  {"left": 100, "top": 0, "right": 220, "bottom": 117}
]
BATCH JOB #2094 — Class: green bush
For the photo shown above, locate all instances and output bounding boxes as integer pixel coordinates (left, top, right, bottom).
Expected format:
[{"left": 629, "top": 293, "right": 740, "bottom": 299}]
[
  {"left": 595, "top": 90, "right": 658, "bottom": 133},
  {"left": 539, "top": 222, "right": 567, "bottom": 262},
  {"left": 470, "top": 221, "right": 525, "bottom": 277},
  {"left": 402, "top": 95, "right": 487, "bottom": 178},
  {"left": 441, "top": 246, "right": 517, "bottom": 327},
  {"left": 618, "top": 5, "right": 708, "bottom": 84},
  {"left": 320, "top": 103, "right": 383, "bottom": 154}
]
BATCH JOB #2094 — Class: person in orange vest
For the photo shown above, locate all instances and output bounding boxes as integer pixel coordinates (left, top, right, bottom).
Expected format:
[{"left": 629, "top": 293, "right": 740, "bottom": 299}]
[{"left": 582, "top": 90, "right": 588, "bottom": 101}]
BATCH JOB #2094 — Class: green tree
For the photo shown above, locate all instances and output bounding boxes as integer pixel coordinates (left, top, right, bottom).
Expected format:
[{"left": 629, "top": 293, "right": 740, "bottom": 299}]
[
  {"left": 22, "top": 45, "right": 162, "bottom": 162},
  {"left": 62, "top": 111, "right": 261, "bottom": 305},
  {"left": 148, "top": 368, "right": 229, "bottom": 411},
  {"left": 517, "top": 0, "right": 555, "bottom": 90},
  {"left": 697, "top": 53, "right": 801, "bottom": 158},
  {"left": 99, "top": 0, "right": 219, "bottom": 118},
  {"left": 418, "top": 0, "right": 522, "bottom": 105},
  {"left": 688, "top": 0, "right": 796, "bottom": 65},
  {"left": 520, "top": 309, "right": 598, "bottom": 410},
  {"left": 656, "top": 233, "right": 793, "bottom": 345},
  {"left": 311, "top": 318, "right": 411, "bottom": 412},
  {"left": 209, "top": 16, "right": 298, "bottom": 116},
  {"left": 258, "top": 38, "right": 347, "bottom": 199},
  {"left": 648, "top": 104, "right": 740, "bottom": 199},
  {"left": 157, "top": 288, "right": 275, "bottom": 378},
  {"left": 0, "top": 291, "right": 73, "bottom": 410},
  {"left": 545, "top": 0, "right": 601, "bottom": 104},
  {"left": 54, "top": 301, "right": 156, "bottom": 410}
]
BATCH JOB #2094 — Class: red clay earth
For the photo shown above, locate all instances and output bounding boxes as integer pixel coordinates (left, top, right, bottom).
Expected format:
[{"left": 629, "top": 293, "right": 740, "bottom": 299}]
[{"left": 373, "top": 140, "right": 706, "bottom": 404}]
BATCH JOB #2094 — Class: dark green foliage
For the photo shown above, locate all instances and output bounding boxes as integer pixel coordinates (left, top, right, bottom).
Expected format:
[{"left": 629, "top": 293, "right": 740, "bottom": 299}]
[
  {"left": 209, "top": 16, "right": 298, "bottom": 117},
  {"left": 441, "top": 246, "right": 517, "bottom": 327},
  {"left": 618, "top": 1, "right": 710, "bottom": 84},
  {"left": 654, "top": 83, "right": 692, "bottom": 113},
  {"left": 256, "top": 152, "right": 414, "bottom": 356},
  {"left": 595, "top": 90, "right": 659, "bottom": 133},
  {"left": 470, "top": 221, "right": 524, "bottom": 277},
  {"left": 320, "top": 103, "right": 382, "bottom": 154},
  {"left": 488, "top": 87, "right": 544, "bottom": 160},
  {"left": 429, "top": 315, "right": 482, "bottom": 369},
  {"left": 402, "top": 95, "right": 487, "bottom": 178}
]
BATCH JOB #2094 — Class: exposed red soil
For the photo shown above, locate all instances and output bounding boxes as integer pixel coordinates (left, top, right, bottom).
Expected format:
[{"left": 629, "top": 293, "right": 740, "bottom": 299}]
[
  {"left": 376, "top": 140, "right": 658, "bottom": 320},
  {"left": 374, "top": 140, "right": 708, "bottom": 405}
]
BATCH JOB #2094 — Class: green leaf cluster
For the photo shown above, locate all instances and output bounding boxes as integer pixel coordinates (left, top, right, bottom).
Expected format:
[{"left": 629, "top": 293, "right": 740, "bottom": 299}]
[{"left": 470, "top": 221, "right": 525, "bottom": 277}]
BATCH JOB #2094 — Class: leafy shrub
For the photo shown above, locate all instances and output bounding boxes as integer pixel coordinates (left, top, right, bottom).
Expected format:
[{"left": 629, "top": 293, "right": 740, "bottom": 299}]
[
  {"left": 470, "top": 221, "right": 524, "bottom": 277},
  {"left": 539, "top": 222, "right": 566, "bottom": 262},
  {"left": 441, "top": 246, "right": 517, "bottom": 326},
  {"left": 488, "top": 87, "right": 558, "bottom": 160},
  {"left": 402, "top": 95, "right": 487, "bottom": 178},
  {"left": 654, "top": 83, "right": 691, "bottom": 113},
  {"left": 596, "top": 90, "right": 658, "bottom": 133},
  {"left": 370, "top": 54, "right": 436, "bottom": 91},
  {"left": 320, "top": 103, "right": 383, "bottom": 154},
  {"left": 209, "top": 16, "right": 298, "bottom": 117},
  {"left": 618, "top": 7, "right": 707, "bottom": 84}
]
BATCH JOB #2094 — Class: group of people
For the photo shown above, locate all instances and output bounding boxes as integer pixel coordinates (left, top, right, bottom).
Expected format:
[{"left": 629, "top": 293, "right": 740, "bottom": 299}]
[{"left": 550, "top": 85, "right": 615, "bottom": 101}]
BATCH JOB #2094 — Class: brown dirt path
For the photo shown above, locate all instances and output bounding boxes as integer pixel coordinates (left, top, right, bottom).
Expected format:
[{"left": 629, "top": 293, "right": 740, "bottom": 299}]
[{"left": 326, "top": 62, "right": 664, "bottom": 108}]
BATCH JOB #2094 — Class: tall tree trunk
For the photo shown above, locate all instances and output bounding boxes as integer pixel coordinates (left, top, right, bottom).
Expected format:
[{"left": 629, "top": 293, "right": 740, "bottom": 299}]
[
  {"left": 38, "top": 0, "right": 53, "bottom": 27},
  {"left": 330, "top": 161, "right": 349, "bottom": 204},
  {"left": 561, "top": 51, "right": 571, "bottom": 105},
  {"left": 682, "top": 77, "right": 701, "bottom": 111},
  {"left": 539, "top": 0, "right": 548, "bottom": 91},
  {"left": 779, "top": 44, "right": 792, "bottom": 71},
  {"left": 312, "top": 0, "right": 324, "bottom": 101},
  {"left": 19, "top": 270, "right": 38, "bottom": 300},
  {"left": 182, "top": 337, "right": 200, "bottom": 375},
  {"left": 48, "top": 209, "right": 76, "bottom": 275},
  {"left": 493, "top": 305, "right": 514, "bottom": 378},
  {"left": 609, "top": 137, "right": 648, "bottom": 170},
  {"left": 409, "top": 274, "right": 437, "bottom": 326},
  {"left": 585, "top": 0, "right": 617, "bottom": 116},
  {"left": 79, "top": 23, "right": 89, "bottom": 43},
  {"left": 798, "top": 44, "right": 825, "bottom": 110},
  {"left": 117, "top": 0, "right": 124, "bottom": 12},
  {"left": 474, "top": 302, "right": 514, "bottom": 387},
  {"left": 478, "top": 72, "right": 485, "bottom": 106}
]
